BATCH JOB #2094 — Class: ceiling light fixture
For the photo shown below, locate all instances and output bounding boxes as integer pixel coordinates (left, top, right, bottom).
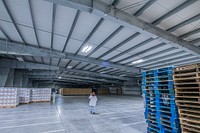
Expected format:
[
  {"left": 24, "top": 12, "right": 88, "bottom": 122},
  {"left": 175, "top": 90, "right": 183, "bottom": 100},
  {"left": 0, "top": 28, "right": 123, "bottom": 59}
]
[
  {"left": 82, "top": 45, "right": 92, "bottom": 53},
  {"left": 132, "top": 59, "right": 144, "bottom": 64},
  {"left": 58, "top": 76, "right": 62, "bottom": 79},
  {"left": 16, "top": 57, "right": 24, "bottom": 62},
  {"left": 67, "top": 66, "right": 73, "bottom": 69}
]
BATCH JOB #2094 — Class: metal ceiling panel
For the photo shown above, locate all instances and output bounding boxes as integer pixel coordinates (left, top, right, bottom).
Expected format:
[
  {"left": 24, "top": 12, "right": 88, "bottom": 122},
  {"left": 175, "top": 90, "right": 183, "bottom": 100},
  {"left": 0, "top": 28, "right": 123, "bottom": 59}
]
[
  {"left": 83, "top": 64, "right": 97, "bottom": 71},
  {"left": 117, "top": 0, "right": 144, "bottom": 9},
  {"left": 65, "top": 38, "right": 82, "bottom": 54},
  {"left": 185, "top": 32, "right": 200, "bottom": 42},
  {"left": 138, "top": 52, "right": 189, "bottom": 67},
  {"left": 0, "top": 21, "right": 23, "bottom": 42},
  {"left": 0, "top": 30, "right": 6, "bottom": 39},
  {"left": 18, "top": 25, "right": 37, "bottom": 46},
  {"left": 101, "top": 50, "right": 123, "bottom": 60},
  {"left": 31, "top": 0, "right": 53, "bottom": 32},
  {"left": 145, "top": 55, "right": 196, "bottom": 69},
  {"left": 173, "top": 19, "right": 200, "bottom": 37},
  {"left": 139, "top": 0, "right": 184, "bottom": 23},
  {"left": 116, "top": 35, "right": 150, "bottom": 52},
  {"left": 36, "top": 30, "right": 51, "bottom": 48},
  {"left": 51, "top": 58, "right": 59, "bottom": 66},
  {"left": 33, "top": 56, "right": 42, "bottom": 63},
  {"left": 6, "top": 0, "right": 33, "bottom": 27},
  {"left": 23, "top": 56, "right": 33, "bottom": 62},
  {"left": 54, "top": 5, "right": 77, "bottom": 36},
  {"left": 0, "top": 0, "right": 11, "bottom": 21},
  {"left": 75, "top": 62, "right": 88, "bottom": 69},
  {"left": 127, "top": 39, "right": 163, "bottom": 54},
  {"left": 111, "top": 53, "right": 131, "bottom": 62},
  {"left": 59, "top": 59, "right": 69, "bottom": 67},
  {"left": 53, "top": 34, "right": 66, "bottom": 51},
  {"left": 100, "top": 0, "right": 114, "bottom": 5},
  {"left": 89, "top": 47, "right": 110, "bottom": 58},
  {"left": 89, "top": 19, "right": 120, "bottom": 45},
  {"left": 103, "top": 27, "right": 136, "bottom": 49},
  {"left": 43, "top": 57, "right": 50, "bottom": 65},
  {"left": 71, "top": 11, "right": 100, "bottom": 42}
]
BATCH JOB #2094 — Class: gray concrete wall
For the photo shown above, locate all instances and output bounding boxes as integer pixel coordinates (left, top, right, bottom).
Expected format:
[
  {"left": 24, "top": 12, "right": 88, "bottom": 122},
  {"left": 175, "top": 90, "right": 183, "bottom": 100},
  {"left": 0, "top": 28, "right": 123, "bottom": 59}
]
[{"left": 13, "top": 70, "right": 23, "bottom": 87}]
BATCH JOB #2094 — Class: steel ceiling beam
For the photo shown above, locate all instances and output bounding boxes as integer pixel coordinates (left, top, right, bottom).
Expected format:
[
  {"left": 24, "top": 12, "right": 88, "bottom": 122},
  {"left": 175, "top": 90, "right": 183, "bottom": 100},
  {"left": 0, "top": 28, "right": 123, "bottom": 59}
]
[
  {"left": 2, "top": 0, "right": 26, "bottom": 44},
  {"left": 28, "top": 0, "right": 40, "bottom": 47},
  {"left": 152, "top": 0, "right": 197, "bottom": 25},
  {"left": 0, "top": 40, "right": 138, "bottom": 72},
  {"left": 147, "top": 57, "right": 200, "bottom": 70},
  {"left": 51, "top": 3, "right": 56, "bottom": 49},
  {"left": 136, "top": 51, "right": 187, "bottom": 67},
  {"left": 86, "top": 26, "right": 123, "bottom": 57},
  {"left": 141, "top": 54, "right": 194, "bottom": 68},
  {"left": 0, "top": 26, "right": 10, "bottom": 41},
  {"left": 167, "top": 13, "right": 200, "bottom": 32},
  {"left": 134, "top": 0, "right": 157, "bottom": 17},
  {"left": 75, "top": 18, "right": 104, "bottom": 55},
  {"left": 179, "top": 27, "right": 200, "bottom": 39},
  {"left": 59, "top": 67, "right": 133, "bottom": 81},
  {"left": 62, "top": 10, "right": 80, "bottom": 52},
  {"left": 0, "top": 59, "right": 59, "bottom": 70},
  {"left": 26, "top": 72, "right": 122, "bottom": 84},
  {"left": 126, "top": 47, "right": 178, "bottom": 65},
  {"left": 108, "top": 38, "right": 154, "bottom": 61},
  {"left": 96, "top": 32, "right": 140, "bottom": 59},
  {"left": 111, "top": 0, "right": 120, "bottom": 7},
  {"left": 44, "top": 0, "right": 200, "bottom": 57},
  {"left": 119, "top": 42, "right": 167, "bottom": 64},
  {"left": 190, "top": 38, "right": 200, "bottom": 46}
]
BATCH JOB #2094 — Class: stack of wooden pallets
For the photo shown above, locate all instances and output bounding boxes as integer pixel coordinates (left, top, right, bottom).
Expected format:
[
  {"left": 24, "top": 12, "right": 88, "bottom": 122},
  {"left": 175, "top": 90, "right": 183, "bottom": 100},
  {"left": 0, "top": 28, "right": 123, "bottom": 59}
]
[
  {"left": 173, "top": 64, "right": 200, "bottom": 133},
  {"left": 142, "top": 67, "right": 180, "bottom": 133}
]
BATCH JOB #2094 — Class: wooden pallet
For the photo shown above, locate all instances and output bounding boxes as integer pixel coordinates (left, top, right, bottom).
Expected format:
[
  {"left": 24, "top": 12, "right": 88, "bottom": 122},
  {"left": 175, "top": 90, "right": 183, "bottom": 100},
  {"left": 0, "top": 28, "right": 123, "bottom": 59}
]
[
  {"left": 0, "top": 105, "right": 17, "bottom": 108},
  {"left": 30, "top": 100, "right": 50, "bottom": 103}
]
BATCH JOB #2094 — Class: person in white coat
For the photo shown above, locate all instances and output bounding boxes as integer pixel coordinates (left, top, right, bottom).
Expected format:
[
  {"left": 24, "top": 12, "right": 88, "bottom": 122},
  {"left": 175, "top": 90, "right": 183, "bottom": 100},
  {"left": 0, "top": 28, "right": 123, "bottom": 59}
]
[{"left": 89, "top": 92, "right": 98, "bottom": 114}]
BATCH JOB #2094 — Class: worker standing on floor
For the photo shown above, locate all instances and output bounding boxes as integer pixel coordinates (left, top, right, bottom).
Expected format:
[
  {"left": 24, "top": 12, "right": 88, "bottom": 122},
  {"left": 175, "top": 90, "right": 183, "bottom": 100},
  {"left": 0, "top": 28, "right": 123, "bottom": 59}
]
[{"left": 89, "top": 92, "right": 98, "bottom": 114}]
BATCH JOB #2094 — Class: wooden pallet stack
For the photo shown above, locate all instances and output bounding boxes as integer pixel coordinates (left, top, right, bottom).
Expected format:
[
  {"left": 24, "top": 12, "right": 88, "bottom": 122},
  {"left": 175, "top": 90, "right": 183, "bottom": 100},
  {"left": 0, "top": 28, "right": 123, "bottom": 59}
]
[
  {"left": 142, "top": 67, "right": 180, "bottom": 133},
  {"left": 60, "top": 88, "right": 92, "bottom": 96},
  {"left": 97, "top": 88, "right": 110, "bottom": 95},
  {"left": 19, "top": 88, "right": 31, "bottom": 104},
  {"left": 173, "top": 64, "right": 200, "bottom": 133}
]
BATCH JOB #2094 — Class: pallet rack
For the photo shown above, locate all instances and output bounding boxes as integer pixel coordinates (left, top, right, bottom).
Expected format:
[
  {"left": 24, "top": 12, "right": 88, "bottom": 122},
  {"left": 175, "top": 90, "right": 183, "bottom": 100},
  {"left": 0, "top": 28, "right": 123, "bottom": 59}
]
[
  {"left": 142, "top": 67, "right": 180, "bottom": 133},
  {"left": 173, "top": 64, "right": 200, "bottom": 133}
]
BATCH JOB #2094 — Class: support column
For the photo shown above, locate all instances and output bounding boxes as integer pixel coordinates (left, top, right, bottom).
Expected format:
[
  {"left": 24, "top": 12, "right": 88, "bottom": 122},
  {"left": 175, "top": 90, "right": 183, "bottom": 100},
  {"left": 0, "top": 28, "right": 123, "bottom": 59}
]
[
  {"left": 0, "top": 68, "right": 10, "bottom": 87},
  {"left": 13, "top": 70, "right": 23, "bottom": 87},
  {"left": 5, "top": 69, "right": 15, "bottom": 87}
]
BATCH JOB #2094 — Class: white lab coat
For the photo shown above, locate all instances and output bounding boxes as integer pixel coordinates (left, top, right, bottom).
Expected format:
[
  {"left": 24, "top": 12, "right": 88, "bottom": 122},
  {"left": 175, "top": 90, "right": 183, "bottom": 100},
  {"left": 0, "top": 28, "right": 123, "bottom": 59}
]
[{"left": 89, "top": 95, "right": 97, "bottom": 106}]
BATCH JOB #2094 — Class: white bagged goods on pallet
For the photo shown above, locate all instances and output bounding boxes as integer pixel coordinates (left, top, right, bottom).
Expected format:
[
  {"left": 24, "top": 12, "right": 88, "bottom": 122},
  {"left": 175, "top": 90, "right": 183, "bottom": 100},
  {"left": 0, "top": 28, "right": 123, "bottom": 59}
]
[
  {"left": 19, "top": 88, "right": 31, "bottom": 103},
  {"left": 0, "top": 88, "right": 19, "bottom": 107},
  {"left": 31, "top": 88, "right": 51, "bottom": 102}
]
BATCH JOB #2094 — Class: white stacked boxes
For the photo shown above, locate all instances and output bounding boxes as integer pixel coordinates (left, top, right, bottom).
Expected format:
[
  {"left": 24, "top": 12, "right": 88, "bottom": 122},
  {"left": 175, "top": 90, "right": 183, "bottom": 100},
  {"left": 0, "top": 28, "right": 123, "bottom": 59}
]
[
  {"left": 31, "top": 88, "right": 51, "bottom": 102},
  {"left": 0, "top": 88, "right": 19, "bottom": 107},
  {"left": 19, "top": 88, "right": 31, "bottom": 103}
]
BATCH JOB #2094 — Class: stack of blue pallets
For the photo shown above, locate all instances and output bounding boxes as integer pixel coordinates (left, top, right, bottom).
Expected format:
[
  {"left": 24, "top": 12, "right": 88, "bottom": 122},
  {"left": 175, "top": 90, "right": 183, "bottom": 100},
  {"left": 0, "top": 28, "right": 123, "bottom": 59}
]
[{"left": 142, "top": 67, "right": 180, "bottom": 133}]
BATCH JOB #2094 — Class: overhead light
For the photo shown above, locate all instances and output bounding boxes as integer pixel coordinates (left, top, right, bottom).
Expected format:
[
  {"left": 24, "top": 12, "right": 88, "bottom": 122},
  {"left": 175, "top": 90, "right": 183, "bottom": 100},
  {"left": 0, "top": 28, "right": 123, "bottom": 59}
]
[
  {"left": 67, "top": 66, "right": 73, "bottom": 69},
  {"left": 132, "top": 59, "right": 144, "bottom": 64},
  {"left": 58, "top": 76, "right": 62, "bottom": 79},
  {"left": 100, "top": 71, "right": 106, "bottom": 74},
  {"left": 120, "top": 74, "right": 126, "bottom": 77},
  {"left": 82, "top": 45, "right": 92, "bottom": 53},
  {"left": 17, "top": 57, "right": 24, "bottom": 62}
]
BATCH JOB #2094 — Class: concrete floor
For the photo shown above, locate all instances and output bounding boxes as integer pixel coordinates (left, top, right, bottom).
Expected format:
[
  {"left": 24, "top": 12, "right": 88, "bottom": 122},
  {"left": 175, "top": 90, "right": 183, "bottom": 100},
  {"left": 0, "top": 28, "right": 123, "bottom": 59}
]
[{"left": 0, "top": 95, "right": 146, "bottom": 133}]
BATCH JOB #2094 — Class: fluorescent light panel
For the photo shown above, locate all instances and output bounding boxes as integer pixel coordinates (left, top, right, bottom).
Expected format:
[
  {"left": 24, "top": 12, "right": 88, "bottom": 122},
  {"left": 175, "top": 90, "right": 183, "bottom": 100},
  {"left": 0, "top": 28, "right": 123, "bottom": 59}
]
[
  {"left": 132, "top": 59, "right": 144, "bottom": 64},
  {"left": 17, "top": 57, "right": 24, "bottom": 62},
  {"left": 82, "top": 45, "right": 92, "bottom": 53}
]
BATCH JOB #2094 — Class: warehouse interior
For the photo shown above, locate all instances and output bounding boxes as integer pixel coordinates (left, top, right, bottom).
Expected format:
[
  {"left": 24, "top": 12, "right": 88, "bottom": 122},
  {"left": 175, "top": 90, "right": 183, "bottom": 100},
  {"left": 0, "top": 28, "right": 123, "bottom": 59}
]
[{"left": 0, "top": 0, "right": 200, "bottom": 133}]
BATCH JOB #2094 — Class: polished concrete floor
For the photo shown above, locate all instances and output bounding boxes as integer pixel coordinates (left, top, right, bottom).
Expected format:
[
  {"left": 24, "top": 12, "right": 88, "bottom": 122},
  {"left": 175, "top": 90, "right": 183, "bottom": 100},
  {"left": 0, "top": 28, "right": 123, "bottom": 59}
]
[{"left": 0, "top": 95, "right": 146, "bottom": 133}]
